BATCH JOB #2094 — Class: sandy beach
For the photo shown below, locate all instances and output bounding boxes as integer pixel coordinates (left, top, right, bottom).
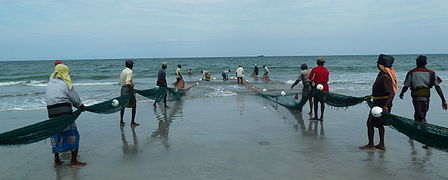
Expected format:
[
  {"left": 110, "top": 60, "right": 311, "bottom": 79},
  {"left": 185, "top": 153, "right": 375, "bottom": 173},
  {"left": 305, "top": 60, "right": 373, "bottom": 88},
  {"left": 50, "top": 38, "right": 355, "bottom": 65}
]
[{"left": 1, "top": 87, "right": 447, "bottom": 180}]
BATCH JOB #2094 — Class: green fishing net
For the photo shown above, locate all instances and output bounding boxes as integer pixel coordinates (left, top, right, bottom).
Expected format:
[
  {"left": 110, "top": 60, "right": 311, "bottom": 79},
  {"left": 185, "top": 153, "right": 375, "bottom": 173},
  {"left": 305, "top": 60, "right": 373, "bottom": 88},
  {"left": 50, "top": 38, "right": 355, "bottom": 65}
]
[
  {"left": 257, "top": 86, "right": 448, "bottom": 152},
  {"left": 0, "top": 87, "right": 187, "bottom": 146},
  {"left": 0, "top": 110, "right": 82, "bottom": 146}
]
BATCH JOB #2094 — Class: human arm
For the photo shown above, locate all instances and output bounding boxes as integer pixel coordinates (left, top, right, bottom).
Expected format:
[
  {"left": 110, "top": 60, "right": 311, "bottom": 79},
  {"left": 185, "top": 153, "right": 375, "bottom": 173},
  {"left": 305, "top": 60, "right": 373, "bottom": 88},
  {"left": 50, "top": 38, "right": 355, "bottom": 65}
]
[
  {"left": 125, "top": 71, "right": 134, "bottom": 87},
  {"left": 65, "top": 87, "right": 83, "bottom": 109},
  {"left": 383, "top": 91, "right": 395, "bottom": 112},
  {"left": 435, "top": 86, "right": 447, "bottom": 110},
  {"left": 291, "top": 80, "right": 300, "bottom": 89},
  {"left": 399, "top": 86, "right": 409, "bottom": 99}
]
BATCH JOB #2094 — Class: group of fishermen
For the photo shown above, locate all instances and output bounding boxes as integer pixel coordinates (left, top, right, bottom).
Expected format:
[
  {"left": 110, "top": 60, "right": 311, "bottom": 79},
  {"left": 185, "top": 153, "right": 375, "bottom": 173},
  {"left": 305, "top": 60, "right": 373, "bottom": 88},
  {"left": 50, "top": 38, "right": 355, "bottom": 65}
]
[
  {"left": 43, "top": 54, "right": 447, "bottom": 168},
  {"left": 289, "top": 55, "right": 447, "bottom": 151}
]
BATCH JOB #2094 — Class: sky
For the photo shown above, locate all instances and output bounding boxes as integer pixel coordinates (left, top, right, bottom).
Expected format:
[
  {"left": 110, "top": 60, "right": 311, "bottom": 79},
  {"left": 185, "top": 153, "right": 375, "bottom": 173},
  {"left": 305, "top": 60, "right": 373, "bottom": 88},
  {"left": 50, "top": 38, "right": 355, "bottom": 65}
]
[{"left": 0, "top": 0, "right": 447, "bottom": 61}]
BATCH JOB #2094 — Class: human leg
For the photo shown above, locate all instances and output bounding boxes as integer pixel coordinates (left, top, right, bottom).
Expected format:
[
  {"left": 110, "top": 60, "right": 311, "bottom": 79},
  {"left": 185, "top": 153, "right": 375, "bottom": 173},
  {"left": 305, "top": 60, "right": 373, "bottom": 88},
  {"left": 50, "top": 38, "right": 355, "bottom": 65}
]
[
  {"left": 120, "top": 109, "right": 125, "bottom": 126},
  {"left": 70, "top": 149, "right": 87, "bottom": 168},
  {"left": 359, "top": 116, "right": 375, "bottom": 150},
  {"left": 131, "top": 106, "right": 139, "bottom": 126},
  {"left": 375, "top": 125, "right": 386, "bottom": 150}
]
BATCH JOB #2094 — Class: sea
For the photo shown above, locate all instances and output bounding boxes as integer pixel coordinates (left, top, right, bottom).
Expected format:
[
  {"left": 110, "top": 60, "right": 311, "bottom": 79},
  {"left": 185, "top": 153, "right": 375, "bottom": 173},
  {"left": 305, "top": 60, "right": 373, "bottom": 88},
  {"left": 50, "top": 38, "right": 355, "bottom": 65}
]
[{"left": 1, "top": 54, "right": 447, "bottom": 112}]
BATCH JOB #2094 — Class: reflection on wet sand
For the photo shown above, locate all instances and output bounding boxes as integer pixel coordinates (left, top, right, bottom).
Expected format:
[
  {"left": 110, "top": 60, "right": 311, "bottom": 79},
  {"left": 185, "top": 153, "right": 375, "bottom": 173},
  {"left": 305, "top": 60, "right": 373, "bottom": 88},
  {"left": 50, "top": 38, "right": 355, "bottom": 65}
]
[
  {"left": 308, "top": 120, "right": 324, "bottom": 136},
  {"left": 54, "top": 164, "right": 80, "bottom": 180},
  {"left": 408, "top": 139, "right": 432, "bottom": 173},
  {"left": 290, "top": 111, "right": 306, "bottom": 135},
  {"left": 120, "top": 125, "right": 139, "bottom": 155},
  {"left": 149, "top": 100, "right": 184, "bottom": 149},
  {"left": 237, "top": 93, "right": 245, "bottom": 115}
]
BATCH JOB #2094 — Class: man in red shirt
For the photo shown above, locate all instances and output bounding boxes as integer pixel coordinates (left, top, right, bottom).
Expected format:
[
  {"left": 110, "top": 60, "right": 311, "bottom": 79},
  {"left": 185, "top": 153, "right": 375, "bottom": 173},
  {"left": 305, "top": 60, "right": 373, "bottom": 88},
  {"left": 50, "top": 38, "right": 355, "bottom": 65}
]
[{"left": 308, "top": 57, "right": 330, "bottom": 120}]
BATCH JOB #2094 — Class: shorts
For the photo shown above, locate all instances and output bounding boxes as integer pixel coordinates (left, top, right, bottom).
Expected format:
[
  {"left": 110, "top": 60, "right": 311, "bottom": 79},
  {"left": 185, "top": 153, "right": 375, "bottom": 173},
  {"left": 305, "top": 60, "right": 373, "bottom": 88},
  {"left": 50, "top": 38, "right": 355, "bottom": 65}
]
[{"left": 121, "top": 86, "right": 136, "bottom": 108}]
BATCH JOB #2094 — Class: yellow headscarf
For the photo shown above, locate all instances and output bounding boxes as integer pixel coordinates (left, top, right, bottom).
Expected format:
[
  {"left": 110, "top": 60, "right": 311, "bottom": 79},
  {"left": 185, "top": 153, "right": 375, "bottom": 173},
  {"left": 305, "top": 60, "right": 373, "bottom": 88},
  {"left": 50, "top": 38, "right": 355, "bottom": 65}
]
[
  {"left": 51, "top": 64, "right": 73, "bottom": 89},
  {"left": 378, "top": 64, "right": 398, "bottom": 92}
]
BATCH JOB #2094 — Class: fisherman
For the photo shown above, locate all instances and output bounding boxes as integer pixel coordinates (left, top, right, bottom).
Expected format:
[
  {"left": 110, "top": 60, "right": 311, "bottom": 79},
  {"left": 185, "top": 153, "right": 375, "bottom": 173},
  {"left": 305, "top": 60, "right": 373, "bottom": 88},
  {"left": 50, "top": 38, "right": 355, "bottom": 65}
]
[
  {"left": 200, "top": 70, "right": 211, "bottom": 81},
  {"left": 251, "top": 64, "right": 259, "bottom": 77},
  {"left": 399, "top": 55, "right": 447, "bottom": 123},
  {"left": 222, "top": 69, "right": 231, "bottom": 80},
  {"left": 119, "top": 60, "right": 139, "bottom": 126},
  {"left": 291, "top": 64, "right": 313, "bottom": 114},
  {"left": 308, "top": 57, "right": 330, "bottom": 120},
  {"left": 236, "top": 65, "right": 244, "bottom": 84},
  {"left": 45, "top": 64, "right": 87, "bottom": 168},
  {"left": 154, "top": 62, "right": 169, "bottom": 108},
  {"left": 173, "top": 64, "right": 184, "bottom": 89},
  {"left": 187, "top": 68, "right": 192, "bottom": 76},
  {"left": 261, "top": 65, "right": 270, "bottom": 80},
  {"left": 359, "top": 54, "right": 397, "bottom": 151}
]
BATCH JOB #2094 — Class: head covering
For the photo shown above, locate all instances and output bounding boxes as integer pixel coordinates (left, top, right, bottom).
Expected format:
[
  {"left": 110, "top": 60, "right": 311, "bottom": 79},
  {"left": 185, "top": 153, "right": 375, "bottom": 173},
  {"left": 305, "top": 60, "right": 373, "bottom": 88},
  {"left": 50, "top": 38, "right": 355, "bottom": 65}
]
[
  {"left": 162, "top": 62, "right": 168, "bottom": 66},
  {"left": 378, "top": 64, "right": 398, "bottom": 92},
  {"left": 317, "top": 57, "right": 326, "bottom": 63},
  {"left": 416, "top": 55, "right": 427, "bottom": 67},
  {"left": 54, "top": 60, "right": 63, "bottom": 66},
  {"left": 51, "top": 64, "right": 73, "bottom": 89},
  {"left": 377, "top": 54, "right": 394, "bottom": 68},
  {"left": 300, "top": 64, "right": 308, "bottom": 70},
  {"left": 125, "top": 60, "right": 134, "bottom": 68}
]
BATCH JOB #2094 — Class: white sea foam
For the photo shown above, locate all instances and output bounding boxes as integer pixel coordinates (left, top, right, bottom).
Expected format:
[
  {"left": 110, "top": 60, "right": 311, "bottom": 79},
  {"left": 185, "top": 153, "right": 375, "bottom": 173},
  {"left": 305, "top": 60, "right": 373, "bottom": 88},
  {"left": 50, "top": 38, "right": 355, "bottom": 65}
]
[
  {"left": 284, "top": 80, "right": 295, "bottom": 84},
  {"left": 0, "top": 81, "right": 25, "bottom": 86},
  {"left": 205, "top": 86, "right": 237, "bottom": 97}
]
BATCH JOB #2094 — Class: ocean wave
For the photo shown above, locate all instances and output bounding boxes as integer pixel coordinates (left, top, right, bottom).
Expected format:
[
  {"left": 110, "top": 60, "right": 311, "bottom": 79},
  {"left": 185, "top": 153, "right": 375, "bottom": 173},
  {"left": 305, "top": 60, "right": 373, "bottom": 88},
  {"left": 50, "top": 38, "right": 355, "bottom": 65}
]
[
  {"left": 0, "top": 80, "right": 118, "bottom": 87},
  {"left": 73, "top": 82, "right": 118, "bottom": 86},
  {"left": 0, "top": 80, "right": 47, "bottom": 87},
  {"left": 0, "top": 92, "right": 45, "bottom": 98},
  {"left": 0, "top": 106, "right": 46, "bottom": 112}
]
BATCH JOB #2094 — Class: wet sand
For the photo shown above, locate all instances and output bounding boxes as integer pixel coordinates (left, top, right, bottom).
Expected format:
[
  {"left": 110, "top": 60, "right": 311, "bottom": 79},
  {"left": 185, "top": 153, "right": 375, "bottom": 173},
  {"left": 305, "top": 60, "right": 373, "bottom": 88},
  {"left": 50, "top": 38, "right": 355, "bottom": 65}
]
[{"left": 1, "top": 91, "right": 448, "bottom": 179}]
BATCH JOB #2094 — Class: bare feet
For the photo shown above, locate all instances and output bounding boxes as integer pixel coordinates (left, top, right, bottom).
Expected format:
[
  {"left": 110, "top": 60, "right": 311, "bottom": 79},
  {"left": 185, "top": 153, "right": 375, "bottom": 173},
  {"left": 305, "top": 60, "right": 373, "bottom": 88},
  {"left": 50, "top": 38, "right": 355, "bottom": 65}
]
[
  {"left": 359, "top": 144, "right": 375, "bottom": 150},
  {"left": 375, "top": 145, "right": 386, "bottom": 151},
  {"left": 70, "top": 161, "right": 87, "bottom": 168},
  {"left": 54, "top": 160, "right": 64, "bottom": 167},
  {"left": 310, "top": 117, "right": 318, "bottom": 120},
  {"left": 131, "top": 122, "right": 140, "bottom": 127},
  {"left": 164, "top": 106, "right": 170, "bottom": 109},
  {"left": 422, "top": 145, "right": 429, "bottom": 149},
  {"left": 318, "top": 117, "right": 323, "bottom": 121},
  {"left": 308, "top": 111, "right": 312, "bottom": 115},
  {"left": 120, "top": 121, "right": 125, "bottom": 126}
]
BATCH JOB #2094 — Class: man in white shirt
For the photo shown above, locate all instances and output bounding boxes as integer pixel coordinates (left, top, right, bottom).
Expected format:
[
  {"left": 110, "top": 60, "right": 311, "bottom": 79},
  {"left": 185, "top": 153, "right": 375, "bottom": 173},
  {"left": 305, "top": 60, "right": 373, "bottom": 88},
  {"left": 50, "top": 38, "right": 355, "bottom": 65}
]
[
  {"left": 262, "top": 65, "right": 270, "bottom": 81},
  {"left": 174, "top": 64, "right": 184, "bottom": 89},
  {"left": 119, "top": 60, "right": 138, "bottom": 127},
  {"left": 236, "top": 65, "right": 244, "bottom": 84}
]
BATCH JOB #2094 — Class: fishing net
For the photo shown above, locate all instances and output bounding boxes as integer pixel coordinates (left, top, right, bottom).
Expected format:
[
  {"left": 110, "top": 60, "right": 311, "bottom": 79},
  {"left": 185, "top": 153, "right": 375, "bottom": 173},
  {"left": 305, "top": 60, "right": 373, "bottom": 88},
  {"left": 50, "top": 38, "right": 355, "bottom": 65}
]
[
  {"left": 382, "top": 113, "right": 448, "bottom": 151},
  {"left": 251, "top": 81, "right": 448, "bottom": 151},
  {"left": 0, "top": 86, "right": 191, "bottom": 146},
  {"left": 85, "top": 95, "right": 131, "bottom": 114},
  {"left": 136, "top": 87, "right": 186, "bottom": 101},
  {"left": 0, "top": 110, "right": 82, "bottom": 146},
  {"left": 258, "top": 92, "right": 306, "bottom": 109}
]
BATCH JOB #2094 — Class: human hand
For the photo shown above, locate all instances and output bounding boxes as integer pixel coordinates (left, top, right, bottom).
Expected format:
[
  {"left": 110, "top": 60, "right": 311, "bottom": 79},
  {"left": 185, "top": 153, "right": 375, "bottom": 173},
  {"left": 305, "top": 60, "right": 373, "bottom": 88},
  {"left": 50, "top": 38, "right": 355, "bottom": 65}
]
[
  {"left": 382, "top": 106, "right": 389, "bottom": 112},
  {"left": 399, "top": 93, "right": 404, "bottom": 99},
  {"left": 442, "top": 101, "right": 447, "bottom": 110},
  {"left": 79, "top": 104, "right": 86, "bottom": 112}
]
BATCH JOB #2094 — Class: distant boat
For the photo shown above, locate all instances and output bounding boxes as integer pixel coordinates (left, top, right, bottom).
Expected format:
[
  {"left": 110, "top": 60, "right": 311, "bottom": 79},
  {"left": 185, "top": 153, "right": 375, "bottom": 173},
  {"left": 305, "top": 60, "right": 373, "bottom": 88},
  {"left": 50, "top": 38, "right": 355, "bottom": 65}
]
[{"left": 257, "top": 55, "right": 264, "bottom": 57}]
